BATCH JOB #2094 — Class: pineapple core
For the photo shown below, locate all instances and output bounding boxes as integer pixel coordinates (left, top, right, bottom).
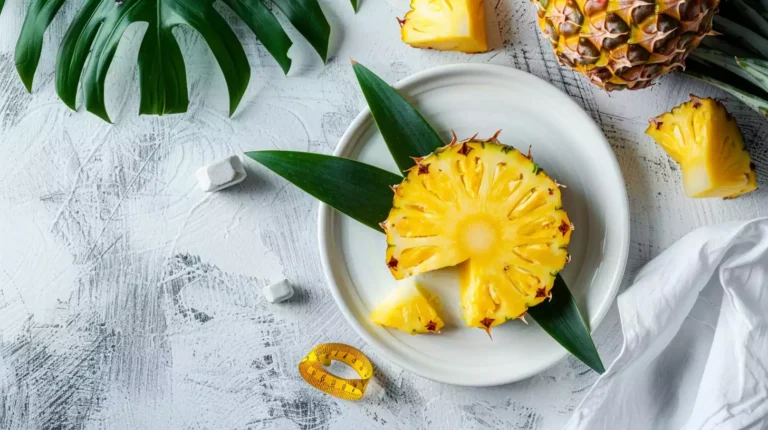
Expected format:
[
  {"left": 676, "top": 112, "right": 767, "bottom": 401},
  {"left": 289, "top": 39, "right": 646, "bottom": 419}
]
[
  {"left": 382, "top": 136, "right": 572, "bottom": 332},
  {"left": 370, "top": 279, "right": 444, "bottom": 335},
  {"left": 646, "top": 95, "right": 757, "bottom": 199},
  {"left": 400, "top": 0, "right": 488, "bottom": 53}
]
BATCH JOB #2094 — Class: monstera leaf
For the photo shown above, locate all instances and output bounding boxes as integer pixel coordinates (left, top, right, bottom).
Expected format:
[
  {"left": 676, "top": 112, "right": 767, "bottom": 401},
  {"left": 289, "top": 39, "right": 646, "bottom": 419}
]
[{"left": 6, "top": 0, "right": 337, "bottom": 122}]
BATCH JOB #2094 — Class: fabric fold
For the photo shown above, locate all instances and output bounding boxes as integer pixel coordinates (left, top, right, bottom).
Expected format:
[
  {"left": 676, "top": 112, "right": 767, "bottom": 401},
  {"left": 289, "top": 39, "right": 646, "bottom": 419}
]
[{"left": 567, "top": 218, "right": 768, "bottom": 430}]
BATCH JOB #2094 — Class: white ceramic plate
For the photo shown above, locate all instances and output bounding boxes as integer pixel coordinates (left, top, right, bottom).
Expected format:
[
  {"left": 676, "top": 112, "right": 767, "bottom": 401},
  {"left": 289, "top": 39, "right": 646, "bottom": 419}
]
[{"left": 318, "top": 64, "right": 629, "bottom": 386}]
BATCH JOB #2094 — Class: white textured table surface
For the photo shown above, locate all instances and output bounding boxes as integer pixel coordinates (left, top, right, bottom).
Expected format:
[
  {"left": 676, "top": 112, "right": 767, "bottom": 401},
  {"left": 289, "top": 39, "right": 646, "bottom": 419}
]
[{"left": 1, "top": 1, "right": 767, "bottom": 429}]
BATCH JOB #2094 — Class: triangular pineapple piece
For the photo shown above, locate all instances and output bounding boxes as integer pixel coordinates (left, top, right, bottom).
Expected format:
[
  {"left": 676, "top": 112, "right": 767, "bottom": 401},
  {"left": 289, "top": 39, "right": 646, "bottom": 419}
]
[
  {"left": 400, "top": 0, "right": 488, "bottom": 53},
  {"left": 370, "top": 279, "right": 444, "bottom": 334},
  {"left": 646, "top": 95, "right": 757, "bottom": 199}
]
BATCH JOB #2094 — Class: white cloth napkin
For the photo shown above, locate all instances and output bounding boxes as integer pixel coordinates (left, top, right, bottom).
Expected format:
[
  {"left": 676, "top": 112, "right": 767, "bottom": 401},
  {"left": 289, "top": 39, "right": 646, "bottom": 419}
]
[{"left": 567, "top": 218, "right": 768, "bottom": 430}]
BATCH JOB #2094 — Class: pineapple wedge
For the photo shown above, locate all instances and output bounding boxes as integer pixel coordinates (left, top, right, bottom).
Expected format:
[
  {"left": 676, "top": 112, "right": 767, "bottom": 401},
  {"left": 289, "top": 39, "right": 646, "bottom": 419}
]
[
  {"left": 382, "top": 135, "right": 572, "bottom": 333},
  {"left": 646, "top": 95, "right": 757, "bottom": 199},
  {"left": 400, "top": 0, "right": 488, "bottom": 53},
  {"left": 370, "top": 279, "right": 444, "bottom": 334}
]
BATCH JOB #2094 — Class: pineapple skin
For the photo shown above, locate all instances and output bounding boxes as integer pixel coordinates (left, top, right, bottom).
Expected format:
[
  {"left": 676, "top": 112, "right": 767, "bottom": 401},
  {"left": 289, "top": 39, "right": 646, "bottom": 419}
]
[
  {"left": 534, "top": 0, "right": 718, "bottom": 90},
  {"left": 382, "top": 135, "right": 572, "bottom": 330},
  {"left": 370, "top": 279, "right": 445, "bottom": 335},
  {"left": 401, "top": 0, "right": 488, "bottom": 53},
  {"left": 646, "top": 95, "right": 758, "bottom": 199}
]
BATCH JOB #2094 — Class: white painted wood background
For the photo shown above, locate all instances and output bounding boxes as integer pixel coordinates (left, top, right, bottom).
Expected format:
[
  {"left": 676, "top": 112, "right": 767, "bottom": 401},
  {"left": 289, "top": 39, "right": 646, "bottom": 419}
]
[{"left": 1, "top": 0, "right": 766, "bottom": 428}]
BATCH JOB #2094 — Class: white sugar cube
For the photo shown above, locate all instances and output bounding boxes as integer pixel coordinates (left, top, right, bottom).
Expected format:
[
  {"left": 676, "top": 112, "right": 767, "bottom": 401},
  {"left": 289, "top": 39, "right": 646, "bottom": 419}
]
[
  {"left": 263, "top": 279, "right": 294, "bottom": 303},
  {"left": 196, "top": 155, "right": 246, "bottom": 192}
]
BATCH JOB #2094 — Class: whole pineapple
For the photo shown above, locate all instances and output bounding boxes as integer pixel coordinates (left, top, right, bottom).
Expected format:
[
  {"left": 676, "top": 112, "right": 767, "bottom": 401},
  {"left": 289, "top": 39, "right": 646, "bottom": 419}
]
[
  {"left": 381, "top": 134, "right": 572, "bottom": 334},
  {"left": 535, "top": 0, "right": 719, "bottom": 90}
]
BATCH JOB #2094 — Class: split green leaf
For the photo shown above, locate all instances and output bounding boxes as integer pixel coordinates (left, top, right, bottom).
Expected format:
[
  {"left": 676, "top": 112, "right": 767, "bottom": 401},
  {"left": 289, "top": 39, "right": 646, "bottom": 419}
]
[{"left": 10, "top": 0, "right": 332, "bottom": 121}]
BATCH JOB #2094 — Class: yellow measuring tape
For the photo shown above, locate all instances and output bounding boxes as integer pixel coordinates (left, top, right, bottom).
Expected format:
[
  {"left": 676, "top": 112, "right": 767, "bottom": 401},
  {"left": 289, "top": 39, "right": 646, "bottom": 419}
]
[{"left": 298, "top": 343, "right": 374, "bottom": 401}]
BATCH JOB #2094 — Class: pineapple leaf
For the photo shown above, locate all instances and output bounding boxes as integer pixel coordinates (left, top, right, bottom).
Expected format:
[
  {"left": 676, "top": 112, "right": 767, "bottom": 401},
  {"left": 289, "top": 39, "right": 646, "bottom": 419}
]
[
  {"left": 14, "top": 0, "right": 331, "bottom": 121},
  {"left": 691, "top": 49, "right": 768, "bottom": 92},
  {"left": 737, "top": 58, "right": 768, "bottom": 93},
  {"left": 246, "top": 151, "right": 402, "bottom": 232},
  {"left": 699, "top": 37, "right": 755, "bottom": 59},
  {"left": 352, "top": 61, "right": 445, "bottom": 171},
  {"left": 714, "top": 16, "right": 768, "bottom": 59},
  {"left": 731, "top": 0, "right": 768, "bottom": 39},
  {"left": 351, "top": 0, "right": 358, "bottom": 12},
  {"left": 684, "top": 68, "right": 768, "bottom": 118},
  {"left": 761, "top": 0, "right": 768, "bottom": 17},
  {"left": 528, "top": 275, "right": 605, "bottom": 374}
]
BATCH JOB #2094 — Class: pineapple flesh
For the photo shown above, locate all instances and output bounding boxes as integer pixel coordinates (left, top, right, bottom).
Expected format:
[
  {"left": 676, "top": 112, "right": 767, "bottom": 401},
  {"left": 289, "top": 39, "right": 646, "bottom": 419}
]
[
  {"left": 401, "top": 0, "right": 488, "bottom": 53},
  {"left": 534, "top": 0, "right": 718, "bottom": 90},
  {"left": 370, "top": 279, "right": 445, "bottom": 334},
  {"left": 382, "top": 135, "right": 572, "bottom": 332},
  {"left": 646, "top": 95, "right": 757, "bottom": 198}
]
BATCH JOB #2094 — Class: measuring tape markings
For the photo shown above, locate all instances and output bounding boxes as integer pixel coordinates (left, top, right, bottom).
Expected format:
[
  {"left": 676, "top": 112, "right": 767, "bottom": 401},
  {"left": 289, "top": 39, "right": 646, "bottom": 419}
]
[{"left": 298, "top": 343, "right": 374, "bottom": 401}]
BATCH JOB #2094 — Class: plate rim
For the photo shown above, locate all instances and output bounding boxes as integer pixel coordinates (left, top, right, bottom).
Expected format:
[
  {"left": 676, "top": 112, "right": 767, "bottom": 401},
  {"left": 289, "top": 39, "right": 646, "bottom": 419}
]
[{"left": 317, "top": 63, "right": 630, "bottom": 386}]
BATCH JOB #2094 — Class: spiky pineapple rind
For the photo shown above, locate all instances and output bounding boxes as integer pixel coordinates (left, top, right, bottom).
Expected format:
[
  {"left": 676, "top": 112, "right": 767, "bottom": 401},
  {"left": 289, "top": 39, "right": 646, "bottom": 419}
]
[{"left": 534, "top": 0, "right": 719, "bottom": 90}]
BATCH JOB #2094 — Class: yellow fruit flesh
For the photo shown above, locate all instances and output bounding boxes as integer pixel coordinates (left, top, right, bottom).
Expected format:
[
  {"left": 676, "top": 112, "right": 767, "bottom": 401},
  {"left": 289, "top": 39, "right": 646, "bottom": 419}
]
[
  {"left": 383, "top": 138, "right": 571, "bottom": 330},
  {"left": 401, "top": 0, "right": 488, "bottom": 53},
  {"left": 370, "top": 279, "right": 445, "bottom": 334},
  {"left": 646, "top": 96, "right": 757, "bottom": 199}
]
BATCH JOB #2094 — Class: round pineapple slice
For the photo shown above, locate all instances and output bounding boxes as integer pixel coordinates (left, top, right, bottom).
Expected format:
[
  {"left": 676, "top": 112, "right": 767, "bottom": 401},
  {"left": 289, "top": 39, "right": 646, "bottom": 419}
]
[{"left": 381, "top": 135, "right": 572, "bottom": 332}]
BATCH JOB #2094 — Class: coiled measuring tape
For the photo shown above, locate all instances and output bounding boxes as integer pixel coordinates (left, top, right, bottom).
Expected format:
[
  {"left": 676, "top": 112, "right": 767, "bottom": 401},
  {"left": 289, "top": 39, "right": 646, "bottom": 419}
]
[{"left": 298, "top": 343, "right": 373, "bottom": 401}]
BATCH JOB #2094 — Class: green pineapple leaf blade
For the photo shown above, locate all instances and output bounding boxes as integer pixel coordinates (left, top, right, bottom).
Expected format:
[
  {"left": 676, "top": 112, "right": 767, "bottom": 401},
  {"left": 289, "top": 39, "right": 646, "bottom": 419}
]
[
  {"left": 732, "top": 0, "right": 768, "bottom": 39},
  {"left": 528, "top": 275, "right": 606, "bottom": 374},
  {"left": 691, "top": 49, "right": 767, "bottom": 92},
  {"left": 699, "top": 36, "right": 755, "bottom": 60},
  {"left": 737, "top": 57, "right": 768, "bottom": 93},
  {"left": 714, "top": 16, "right": 768, "bottom": 59},
  {"left": 352, "top": 61, "right": 445, "bottom": 171},
  {"left": 761, "top": 0, "right": 768, "bottom": 18},
  {"left": 246, "top": 151, "right": 402, "bottom": 232},
  {"left": 224, "top": 0, "right": 293, "bottom": 75},
  {"left": 351, "top": 0, "right": 358, "bottom": 11},
  {"left": 272, "top": 0, "right": 331, "bottom": 63},
  {"left": 684, "top": 67, "right": 768, "bottom": 118}
]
